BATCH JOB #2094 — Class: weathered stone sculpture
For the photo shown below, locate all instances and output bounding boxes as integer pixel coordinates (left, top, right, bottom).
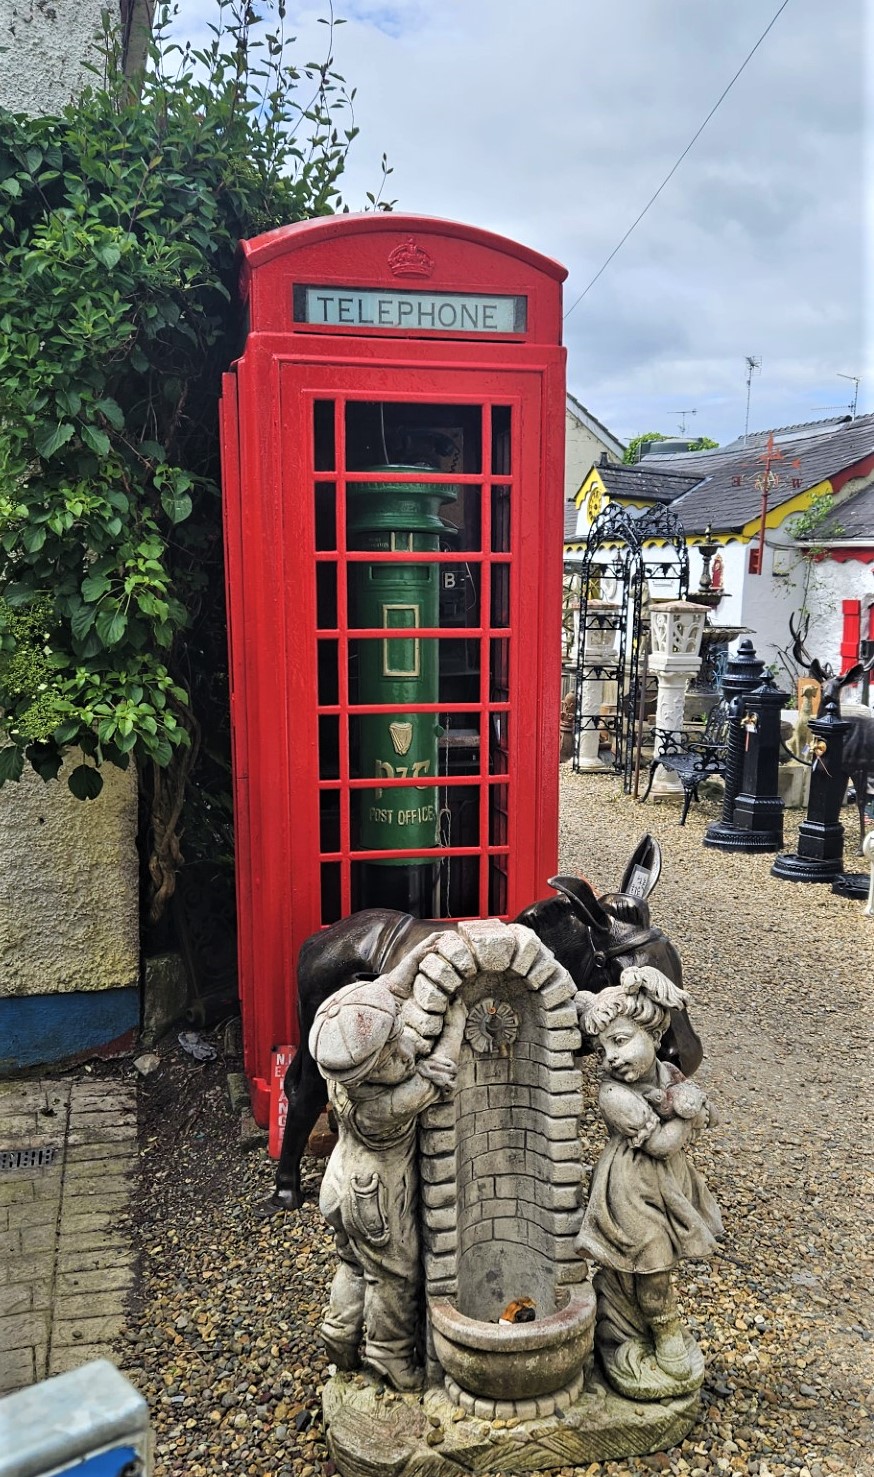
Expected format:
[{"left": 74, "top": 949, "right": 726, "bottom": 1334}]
[
  {"left": 311, "top": 979, "right": 466, "bottom": 1391},
  {"left": 318, "top": 926, "right": 712, "bottom": 1475},
  {"left": 863, "top": 829, "right": 874, "bottom": 917},
  {"left": 574, "top": 966, "right": 722, "bottom": 1401}
]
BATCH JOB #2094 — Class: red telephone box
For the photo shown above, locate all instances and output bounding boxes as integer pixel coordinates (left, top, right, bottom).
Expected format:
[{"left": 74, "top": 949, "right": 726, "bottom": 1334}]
[{"left": 220, "top": 215, "right": 567, "bottom": 1122}]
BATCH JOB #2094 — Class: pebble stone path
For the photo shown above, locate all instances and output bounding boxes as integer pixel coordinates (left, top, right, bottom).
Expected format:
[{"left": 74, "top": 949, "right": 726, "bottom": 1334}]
[{"left": 0, "top": 1075, "right": 137, "bottom": 1396}]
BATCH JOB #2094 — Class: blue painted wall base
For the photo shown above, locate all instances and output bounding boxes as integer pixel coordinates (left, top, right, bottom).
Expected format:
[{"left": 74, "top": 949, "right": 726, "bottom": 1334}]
[{"left": 0, "top": 988, "right": 139, "bottom": 1075}]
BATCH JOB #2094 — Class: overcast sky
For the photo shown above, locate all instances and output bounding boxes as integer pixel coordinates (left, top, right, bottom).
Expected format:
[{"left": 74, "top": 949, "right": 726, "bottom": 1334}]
[{"left": 181, "top": 0, "right": 868, "bottom": 449}]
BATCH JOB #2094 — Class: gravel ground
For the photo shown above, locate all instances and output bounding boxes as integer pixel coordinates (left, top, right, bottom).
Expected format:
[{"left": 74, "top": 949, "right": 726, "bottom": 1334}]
[{"left": 118, "top": 768, "right": 874, "bottom": 1477}]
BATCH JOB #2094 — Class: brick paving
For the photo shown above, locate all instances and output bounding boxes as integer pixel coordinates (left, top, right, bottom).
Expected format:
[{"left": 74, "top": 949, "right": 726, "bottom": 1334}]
[{"left": 0, "top": 1076, "right": 137, "bottom": 1395}]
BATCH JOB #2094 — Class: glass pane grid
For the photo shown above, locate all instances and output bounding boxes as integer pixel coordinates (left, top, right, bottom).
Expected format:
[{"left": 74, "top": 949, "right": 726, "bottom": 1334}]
[{"left": 307, "top": 392, "right": 520, "bottom": 919}]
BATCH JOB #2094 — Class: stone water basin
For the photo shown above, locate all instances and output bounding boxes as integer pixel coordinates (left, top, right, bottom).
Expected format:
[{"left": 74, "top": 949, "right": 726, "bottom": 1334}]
[{"left": 429, "top": 1284, "right": 596, "bottom": 1401}]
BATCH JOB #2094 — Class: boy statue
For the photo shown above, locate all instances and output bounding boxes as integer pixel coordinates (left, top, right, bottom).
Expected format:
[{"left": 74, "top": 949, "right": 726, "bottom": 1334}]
[{"left": 310, "top": 979, "right": 465, "bottom": 1391}]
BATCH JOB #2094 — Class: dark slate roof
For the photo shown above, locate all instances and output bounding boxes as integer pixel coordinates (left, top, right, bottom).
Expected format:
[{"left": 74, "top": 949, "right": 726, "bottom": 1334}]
[
  {"left": 715, "top": 416, "right": 851, "bottom": 453},
  {"left": 563, "top": 460, "right": 699, "bottom": 543},
  {"left": 596, "top": 462, "right": 701, "bottom": 506},
  {"left": 654, "top": 413, "right": 874, "bottom": 534},
  {"left": 812, "top": 482, "right": 874, "bottom": 541}
]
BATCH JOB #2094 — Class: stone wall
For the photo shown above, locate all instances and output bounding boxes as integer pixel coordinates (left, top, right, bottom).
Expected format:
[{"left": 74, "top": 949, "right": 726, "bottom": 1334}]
[
  {"left": 0, "top": 1, "right": 153, "bottom": 116},
  {"left": 0, "top": 753, "right": 140, "bottom": 1071},
  {"left": 0, "top": 0, "right": 153, "bottom": 1067}
]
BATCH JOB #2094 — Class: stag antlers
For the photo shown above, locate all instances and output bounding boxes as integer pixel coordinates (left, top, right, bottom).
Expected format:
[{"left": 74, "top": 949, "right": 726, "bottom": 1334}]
[{"left": 789, "top": 611, "right": 870, "bottom": 707}]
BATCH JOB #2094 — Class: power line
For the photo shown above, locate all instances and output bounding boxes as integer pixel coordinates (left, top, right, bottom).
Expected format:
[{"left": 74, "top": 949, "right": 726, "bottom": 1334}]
[{"left": 563, "top": 0, "right": 793, "bottom": 322}]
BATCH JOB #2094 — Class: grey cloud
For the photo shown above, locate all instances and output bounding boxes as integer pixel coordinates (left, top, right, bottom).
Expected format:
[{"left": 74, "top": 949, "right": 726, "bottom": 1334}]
[{"left": 175, "top": 0, "right": 866, "bottom": 445}]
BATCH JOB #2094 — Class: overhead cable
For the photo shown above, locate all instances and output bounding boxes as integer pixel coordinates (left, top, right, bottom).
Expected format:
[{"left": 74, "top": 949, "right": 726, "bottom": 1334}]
[{"left": 563, "top": 0, "right": 793, "bottom": 321}]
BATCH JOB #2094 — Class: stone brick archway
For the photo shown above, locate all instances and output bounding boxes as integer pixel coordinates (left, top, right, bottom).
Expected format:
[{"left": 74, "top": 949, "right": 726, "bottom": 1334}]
[{"left": 373, "top": 918, "right": 588, "bottom": 1322}]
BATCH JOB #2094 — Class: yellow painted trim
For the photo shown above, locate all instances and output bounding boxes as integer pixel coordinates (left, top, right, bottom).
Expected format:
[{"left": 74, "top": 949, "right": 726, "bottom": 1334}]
[
  {"left": 739, "top": 478, "right": 831, "bottom": 540},
  {"left": 574, "top": 467, "right": 606, "bottom": 508}
]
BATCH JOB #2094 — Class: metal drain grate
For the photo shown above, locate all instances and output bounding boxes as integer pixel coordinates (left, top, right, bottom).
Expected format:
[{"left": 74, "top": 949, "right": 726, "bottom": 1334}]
[{"left": 0, "top": 1144, "right": 58, "bottom": 1171}]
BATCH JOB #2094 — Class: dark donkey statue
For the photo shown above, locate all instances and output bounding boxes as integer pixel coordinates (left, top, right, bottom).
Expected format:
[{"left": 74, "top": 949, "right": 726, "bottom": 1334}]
[{"left": 262, "top": 836, "right": 703, "bottom": 1215}]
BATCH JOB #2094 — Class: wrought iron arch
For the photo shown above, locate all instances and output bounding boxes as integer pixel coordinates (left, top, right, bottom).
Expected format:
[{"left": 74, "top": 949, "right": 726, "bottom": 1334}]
[{"left": 571, "top": 503, "right": 689, "bottom": 790}]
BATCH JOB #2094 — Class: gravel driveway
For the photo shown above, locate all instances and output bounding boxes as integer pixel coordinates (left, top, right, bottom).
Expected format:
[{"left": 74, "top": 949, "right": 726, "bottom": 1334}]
[{"left": 120, "top": 768, "right": 874, "bottom": 1477}]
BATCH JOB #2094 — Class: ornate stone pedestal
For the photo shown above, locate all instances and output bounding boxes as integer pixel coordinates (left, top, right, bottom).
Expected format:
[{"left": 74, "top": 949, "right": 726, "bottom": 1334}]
[
  {"left": 323, "top": 1369, "right": 700, "bottom": 1475},
  {"left": 575, "top": 602, "right": 619, "bottom": 771},
  {"left": 648, "top": 602, "right": 708, "bottom": 800}
]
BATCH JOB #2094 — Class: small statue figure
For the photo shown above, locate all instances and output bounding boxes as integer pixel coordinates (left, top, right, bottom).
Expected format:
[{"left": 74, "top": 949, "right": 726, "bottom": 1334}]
[
  {"left": 788, "top": 680, "right": 818, "bottom": 760},
  {"left": 574, "top": 965, "right": 723, "bottom": 1401},
  {"left": 311, "top": 979, "right": 466, "bottom": 1392}
]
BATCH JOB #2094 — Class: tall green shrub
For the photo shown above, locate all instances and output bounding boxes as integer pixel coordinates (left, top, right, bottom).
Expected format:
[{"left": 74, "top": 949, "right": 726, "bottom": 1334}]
[{"left": 0, "top": 1, "right": 387, "bottom": 918}]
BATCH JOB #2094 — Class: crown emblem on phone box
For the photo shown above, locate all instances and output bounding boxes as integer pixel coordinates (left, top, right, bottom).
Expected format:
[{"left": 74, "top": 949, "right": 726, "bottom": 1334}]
[{"left": 388, "top": 237, "right": 434, "bottom": 278}]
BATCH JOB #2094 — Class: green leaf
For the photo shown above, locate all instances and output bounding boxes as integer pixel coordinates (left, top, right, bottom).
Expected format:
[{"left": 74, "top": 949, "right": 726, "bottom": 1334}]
[
  {"left": 35, "top": 422, "right": 75, "bottom": 459},
  {"left": 95, "top": 607, "right": 128, "bottom": 646},
  {"left": 96, "top": 398, "right": 125, "bottom": 430},
  {"left": 70, "top": 603, "right": 96, "bottom": 642},
  {"left": 151, "top": 737, "right": 174, "bottom": 767},
  {"left": 81, "top": 424, "right": 111, "bottom": 457},
  {"left": 82, "top": 573, "right": 111, "bottom": 603},
  {"left": 27, "top": 745, "right": 63, "bottom": 783},
  {"left": 2, "top": 584, "right": 34, "bottom": 608},
  {"left": 95, "top": 244, "right": 121, "bottom": 270},
  {"left": 21, "top": 525, "right": 47, "bottom": 553},
  {"left": 0, "top": 747, "right": 25, "bottom": 784},
  {"left": 160, "top": 490, "right": 193, "bottom": 524},
  {"left": 67, "top": 764, "right": 104, "bottom": 800},
  {"left": 52, "top": 720, "right": 82, "bottom": 745}
]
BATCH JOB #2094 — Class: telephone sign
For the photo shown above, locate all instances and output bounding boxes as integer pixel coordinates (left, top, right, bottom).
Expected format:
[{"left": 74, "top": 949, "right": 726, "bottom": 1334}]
[
  {"left": 295, "top": 286, "right": 527, "bottom": 333},
  {"left": 220, "top": 215, "right": 567, "bottom": 1122}
]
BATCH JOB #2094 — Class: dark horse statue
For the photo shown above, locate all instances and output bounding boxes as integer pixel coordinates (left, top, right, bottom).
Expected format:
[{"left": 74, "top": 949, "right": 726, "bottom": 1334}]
[{"left": 262, "top": 836, "right": 702, "bottom": 1214}]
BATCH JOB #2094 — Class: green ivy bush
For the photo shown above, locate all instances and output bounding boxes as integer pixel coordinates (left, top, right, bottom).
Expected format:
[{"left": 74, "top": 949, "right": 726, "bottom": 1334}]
[{"left": 0, "top": 1, "right": 388, "bottom": 917}]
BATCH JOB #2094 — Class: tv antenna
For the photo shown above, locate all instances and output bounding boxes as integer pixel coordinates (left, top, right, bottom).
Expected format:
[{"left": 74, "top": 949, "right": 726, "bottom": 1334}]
[
  {"left": 813, "top": 375, "right": 862, "bottom": 420},
  {"left": 837, "top": 373, "right": 860, "bottom": 418},
  {"left": 672, "top": 409, "right": 697, "bottom": 436},
  {"left": 743, "top": 356, "right": 761, "bottom": 444}
]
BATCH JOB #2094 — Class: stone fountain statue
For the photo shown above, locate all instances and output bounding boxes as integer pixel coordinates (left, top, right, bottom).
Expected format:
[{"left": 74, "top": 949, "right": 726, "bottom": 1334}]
[
  {"left": 574, "top": 966, "right": 722, "bottom": 1401},
  {"left": 314, "top": 921, "right": 723, "bottom": 1474}
]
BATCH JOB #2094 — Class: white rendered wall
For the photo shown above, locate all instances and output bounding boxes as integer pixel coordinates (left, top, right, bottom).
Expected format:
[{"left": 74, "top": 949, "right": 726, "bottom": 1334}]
[
  {"left": 565, "top": 411, "right": 619, "bottom": 503},
  {"left": 0, "top": 0, "right": 112, "bottom": 115},
  {"left": 0, "top": 753, "right": 139, "bottom": 997},
  {"left": 0, "top": 0, "right": 143, "bottom": 1048}
]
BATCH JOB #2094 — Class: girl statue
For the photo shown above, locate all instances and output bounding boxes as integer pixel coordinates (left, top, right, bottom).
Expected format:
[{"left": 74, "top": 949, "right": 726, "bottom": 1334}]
[
  {"left": 574, "top": 965, "right": 723, "bottom": 1400},
  {"left": 310, "top": 979, "right": 465, "bottom": 1392}
]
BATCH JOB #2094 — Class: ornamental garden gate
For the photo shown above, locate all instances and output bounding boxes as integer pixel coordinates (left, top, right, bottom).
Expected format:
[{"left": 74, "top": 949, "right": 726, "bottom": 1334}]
[{"left": 220, "top": 215, "right": 567, "bottom": 1121}]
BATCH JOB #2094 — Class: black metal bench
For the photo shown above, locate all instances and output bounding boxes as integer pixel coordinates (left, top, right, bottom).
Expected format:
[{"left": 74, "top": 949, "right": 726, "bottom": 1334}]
[{"left": 639, "top": 701, "right": 730, "bottom": 825}]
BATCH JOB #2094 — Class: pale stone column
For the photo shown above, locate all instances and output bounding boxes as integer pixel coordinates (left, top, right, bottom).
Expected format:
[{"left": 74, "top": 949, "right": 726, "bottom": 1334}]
[
  {"left": 575, "top": 602, "right": 619, "bottom": 771},
  {"left": 647, "top": 602, "right": 708, "bottom": 800}
]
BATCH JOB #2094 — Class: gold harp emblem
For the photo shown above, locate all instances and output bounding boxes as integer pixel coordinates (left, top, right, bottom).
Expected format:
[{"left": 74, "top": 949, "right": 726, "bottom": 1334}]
[{"left": 389, "top": 722, "right": 414, "bottom": 755}]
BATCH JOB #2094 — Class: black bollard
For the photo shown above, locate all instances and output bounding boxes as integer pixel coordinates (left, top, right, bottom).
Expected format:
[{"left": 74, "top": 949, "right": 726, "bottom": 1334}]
[
  {"left": 771, "top": 710, "right": 850, "bottom": 882},
  {"left": 728, "top": 672, "right": 790, "bottom": 851},
  {"left": 703, "top": 639, "right": 765, "bottom": 851}
]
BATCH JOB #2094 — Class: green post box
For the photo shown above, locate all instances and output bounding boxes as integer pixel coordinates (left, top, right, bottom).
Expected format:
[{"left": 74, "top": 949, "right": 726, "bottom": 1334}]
[{"left": 348, "top": 466, "right": 457, "bottom": 911}]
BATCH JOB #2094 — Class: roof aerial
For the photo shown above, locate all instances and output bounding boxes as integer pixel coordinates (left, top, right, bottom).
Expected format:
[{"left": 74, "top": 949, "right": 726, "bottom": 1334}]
[{"left": 713, "top": 416, "right": 853, "bottom": 455}]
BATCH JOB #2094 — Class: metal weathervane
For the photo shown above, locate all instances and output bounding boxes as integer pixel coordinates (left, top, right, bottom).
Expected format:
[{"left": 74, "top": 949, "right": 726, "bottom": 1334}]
[{"left": 729, "top": 432, "right": 802, "bottom": 574}]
